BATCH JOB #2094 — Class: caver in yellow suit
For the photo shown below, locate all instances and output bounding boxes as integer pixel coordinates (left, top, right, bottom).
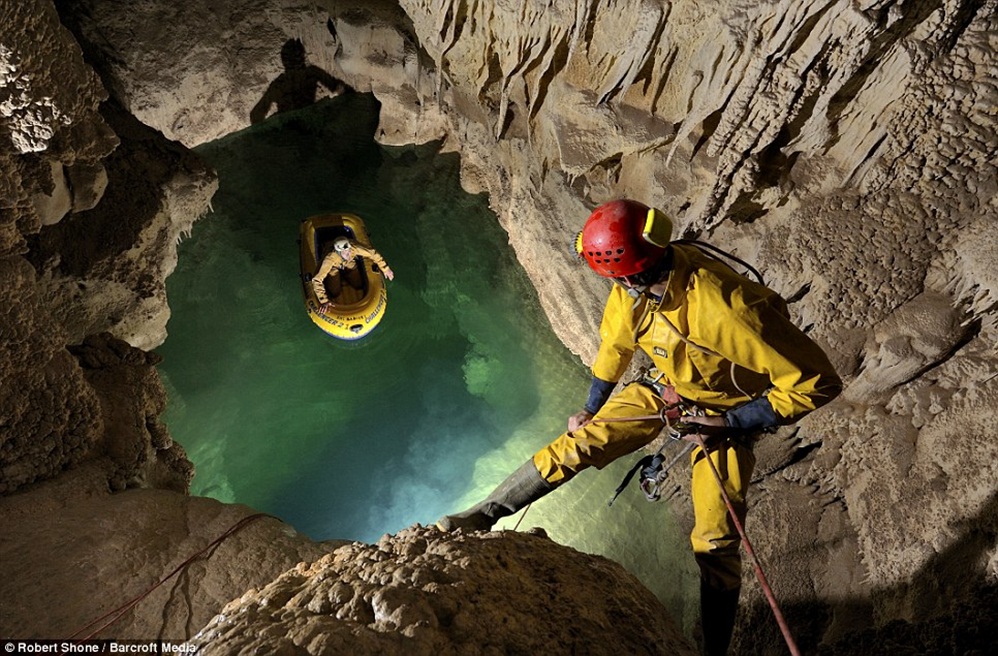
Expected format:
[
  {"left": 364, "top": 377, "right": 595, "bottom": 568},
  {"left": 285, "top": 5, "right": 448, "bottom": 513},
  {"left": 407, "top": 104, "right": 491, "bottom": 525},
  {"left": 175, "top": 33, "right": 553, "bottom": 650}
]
[
  {"left": 312, "top": 237, "right": 392, "bottom": 304},
  {"left": 436, "top": 199, "right": 842, "bottom": 655}
]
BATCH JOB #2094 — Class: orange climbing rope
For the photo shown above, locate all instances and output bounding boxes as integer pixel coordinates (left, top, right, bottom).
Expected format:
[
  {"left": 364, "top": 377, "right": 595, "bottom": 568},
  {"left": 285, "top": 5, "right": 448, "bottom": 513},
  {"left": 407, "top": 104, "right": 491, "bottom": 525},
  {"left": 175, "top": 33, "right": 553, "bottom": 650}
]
[
  {"left": 689, "top": 430, "right": 802, "bottom": 656},
  {"left": 516, "top": 406, "right": 803, "bottom": 656},
  {"left": 68, "top": 512, "right": 273, "bottom": 643}
]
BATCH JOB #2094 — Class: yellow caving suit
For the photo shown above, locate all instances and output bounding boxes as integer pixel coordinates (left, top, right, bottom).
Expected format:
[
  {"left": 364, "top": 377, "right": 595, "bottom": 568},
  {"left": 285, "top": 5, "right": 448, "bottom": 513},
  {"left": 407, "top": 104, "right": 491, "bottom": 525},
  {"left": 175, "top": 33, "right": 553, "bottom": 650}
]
[
  {"left": 533, "top": 243, "right": 842, "bottom": 590},
  {"left": 311, "top": 244, "right": 389, "bottom": 304}
]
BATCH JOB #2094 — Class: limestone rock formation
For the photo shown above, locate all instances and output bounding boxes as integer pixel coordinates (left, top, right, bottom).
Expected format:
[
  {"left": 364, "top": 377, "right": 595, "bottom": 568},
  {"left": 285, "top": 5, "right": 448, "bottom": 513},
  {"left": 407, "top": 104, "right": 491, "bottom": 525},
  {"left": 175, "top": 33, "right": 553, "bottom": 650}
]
[
  {"left": 2, "top": 0, "right": 996, "bottom": 653},
  {"left": 0, "top": 0, "right": 116, "bottom": 244},
  {"left": 1, "top": 0, "right": 214, "bottom": 496},
  {"left": 195, "top": 525, "right": 696, "bottom": 655},
  {"left": 55, "top": 0, "right": 448, "bottom": 149},
  {"left": 0, "top": 255, "right": 100, "bottom": 493},
  {"left": 27, "top": 100, "right": 217, "bottom": 351},
  {"left": 0, "top": 465, "right": 336, "bottom": 640},
  {"left": 67, "top": 332, "right": 193, "bottom": 493}
]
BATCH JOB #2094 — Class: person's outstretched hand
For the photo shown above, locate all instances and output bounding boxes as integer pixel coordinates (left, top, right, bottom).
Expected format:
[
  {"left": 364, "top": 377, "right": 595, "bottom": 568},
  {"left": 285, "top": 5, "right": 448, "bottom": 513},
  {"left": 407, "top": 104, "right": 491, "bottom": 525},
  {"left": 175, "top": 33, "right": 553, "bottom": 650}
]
[{"left": 383, "top": 267, "right": 395, "bottom": 281}]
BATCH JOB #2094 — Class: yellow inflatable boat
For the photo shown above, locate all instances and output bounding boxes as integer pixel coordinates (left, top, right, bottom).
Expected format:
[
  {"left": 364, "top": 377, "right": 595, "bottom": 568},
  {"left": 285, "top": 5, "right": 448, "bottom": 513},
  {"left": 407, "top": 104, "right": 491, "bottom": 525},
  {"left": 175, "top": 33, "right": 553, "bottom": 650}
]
[{"left": 299, "top": 213, "right": 387, "bottom": 340}]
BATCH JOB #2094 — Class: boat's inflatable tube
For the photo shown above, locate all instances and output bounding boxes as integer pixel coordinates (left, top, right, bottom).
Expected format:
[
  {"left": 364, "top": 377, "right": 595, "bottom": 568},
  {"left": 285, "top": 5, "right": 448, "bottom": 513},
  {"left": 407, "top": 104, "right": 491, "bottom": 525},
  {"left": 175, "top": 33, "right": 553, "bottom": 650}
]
[{"left": 299, "top": 212, "right": 387, "bottom": 340}]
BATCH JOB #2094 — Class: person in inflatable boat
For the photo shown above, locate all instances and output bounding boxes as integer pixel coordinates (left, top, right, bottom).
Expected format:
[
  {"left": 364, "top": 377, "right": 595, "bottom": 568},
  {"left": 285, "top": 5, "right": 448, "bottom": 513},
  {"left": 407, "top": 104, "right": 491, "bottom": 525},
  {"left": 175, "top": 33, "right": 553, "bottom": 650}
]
[
  {"left": 312, "top": 236, "right": 393, "bottom": 310},
  {"left": 435, "top": 199, "right": 842, "bottom": 656}
]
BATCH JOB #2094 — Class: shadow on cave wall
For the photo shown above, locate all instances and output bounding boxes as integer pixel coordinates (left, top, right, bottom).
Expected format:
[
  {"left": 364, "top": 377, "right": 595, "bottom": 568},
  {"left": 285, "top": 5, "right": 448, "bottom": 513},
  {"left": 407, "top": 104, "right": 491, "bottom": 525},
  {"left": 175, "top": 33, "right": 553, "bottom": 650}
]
[
  {"left": 249, "top": 38, "right": 354, "bottom": 125},
  {"left": 737, "top": 490, "right": 998, "bottom": 655}
]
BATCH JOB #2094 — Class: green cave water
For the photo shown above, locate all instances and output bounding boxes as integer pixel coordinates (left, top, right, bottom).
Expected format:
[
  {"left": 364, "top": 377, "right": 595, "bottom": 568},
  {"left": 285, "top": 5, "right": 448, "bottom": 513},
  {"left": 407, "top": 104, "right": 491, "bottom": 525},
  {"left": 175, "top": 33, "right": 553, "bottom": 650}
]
[{"left": 156, "top": 92, "right": 698, "bottom": 631}]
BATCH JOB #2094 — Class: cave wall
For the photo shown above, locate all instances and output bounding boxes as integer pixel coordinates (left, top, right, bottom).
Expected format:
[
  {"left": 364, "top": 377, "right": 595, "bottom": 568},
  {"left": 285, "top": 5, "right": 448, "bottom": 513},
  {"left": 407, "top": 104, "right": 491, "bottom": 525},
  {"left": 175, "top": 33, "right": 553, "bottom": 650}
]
[
  {"left": 2, "top": 0, "right": 996, "bottom": 651},
  {"left": 0, "top": 0, "right": 207, "bottom": 496},
  {"left": 0, "top": 0, "right": 336, "bottom": 642},
  {"left": 382, "top": 4, "right": 998, "bottom": 646}
]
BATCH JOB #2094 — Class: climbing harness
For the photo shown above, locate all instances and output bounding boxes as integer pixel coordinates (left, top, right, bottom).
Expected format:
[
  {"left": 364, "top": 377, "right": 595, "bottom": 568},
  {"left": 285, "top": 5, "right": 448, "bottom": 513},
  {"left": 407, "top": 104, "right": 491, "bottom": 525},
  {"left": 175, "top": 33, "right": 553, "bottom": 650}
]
[{"left": 598, "top": 369, "right": 703, "bottom": 507}]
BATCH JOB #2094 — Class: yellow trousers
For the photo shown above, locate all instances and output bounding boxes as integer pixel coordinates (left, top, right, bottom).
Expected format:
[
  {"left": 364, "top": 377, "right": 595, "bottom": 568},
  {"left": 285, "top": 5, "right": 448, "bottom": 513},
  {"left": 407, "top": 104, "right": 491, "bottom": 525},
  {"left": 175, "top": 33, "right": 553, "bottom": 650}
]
[{"left": 533, "top": 382, "right": 755, "bottom": 591}]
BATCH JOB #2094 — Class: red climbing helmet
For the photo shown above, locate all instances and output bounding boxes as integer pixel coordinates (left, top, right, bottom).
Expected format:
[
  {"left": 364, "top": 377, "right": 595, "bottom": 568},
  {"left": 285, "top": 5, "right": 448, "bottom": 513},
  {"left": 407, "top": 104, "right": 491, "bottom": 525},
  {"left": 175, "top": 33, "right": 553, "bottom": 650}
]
[{"left": 574, "top": 199, "right": 673, "bottom": 278}]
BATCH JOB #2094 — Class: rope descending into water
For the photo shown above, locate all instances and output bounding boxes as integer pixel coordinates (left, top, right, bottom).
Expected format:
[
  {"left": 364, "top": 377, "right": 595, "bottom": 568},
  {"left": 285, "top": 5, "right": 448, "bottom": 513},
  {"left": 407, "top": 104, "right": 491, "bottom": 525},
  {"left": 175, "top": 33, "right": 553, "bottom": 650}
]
[{"left": 68, "top": 512, "right": 274, "bottom": 643}]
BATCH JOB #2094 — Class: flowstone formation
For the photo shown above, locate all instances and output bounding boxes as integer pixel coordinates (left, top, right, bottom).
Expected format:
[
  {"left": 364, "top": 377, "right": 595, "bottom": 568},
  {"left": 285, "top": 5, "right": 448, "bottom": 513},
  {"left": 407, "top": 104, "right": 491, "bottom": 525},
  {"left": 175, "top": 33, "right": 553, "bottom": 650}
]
[
  {"left": 196, "top": 526, "right": 696, "bottom": 656},
  {"left": 2, "top": 0, "right": 996, "bottom": 652}
]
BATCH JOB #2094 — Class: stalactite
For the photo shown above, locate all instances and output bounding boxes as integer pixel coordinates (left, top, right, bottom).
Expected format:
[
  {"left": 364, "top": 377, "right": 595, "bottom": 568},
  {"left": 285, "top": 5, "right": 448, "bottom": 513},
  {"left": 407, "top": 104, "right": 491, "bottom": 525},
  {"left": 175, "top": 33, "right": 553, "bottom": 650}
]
[
  {"left": 433, "top": 0, "right": 463, "bottom": 100},
  {"left": 566, "top": 0, "right": 595, "bottom": 64},
  {"left": 595, "top": 1, "right": 666, "bottom": 105}
]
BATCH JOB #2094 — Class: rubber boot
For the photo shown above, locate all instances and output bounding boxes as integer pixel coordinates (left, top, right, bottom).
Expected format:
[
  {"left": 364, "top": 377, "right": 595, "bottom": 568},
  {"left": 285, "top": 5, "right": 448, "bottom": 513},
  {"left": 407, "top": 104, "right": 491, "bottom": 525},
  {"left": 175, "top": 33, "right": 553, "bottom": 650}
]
[
  {"left": 700, "top": 580, "right": 740, "bottom": 656},
  {"left": 436, "top": 459, "right": 554, "bottom": 532}
]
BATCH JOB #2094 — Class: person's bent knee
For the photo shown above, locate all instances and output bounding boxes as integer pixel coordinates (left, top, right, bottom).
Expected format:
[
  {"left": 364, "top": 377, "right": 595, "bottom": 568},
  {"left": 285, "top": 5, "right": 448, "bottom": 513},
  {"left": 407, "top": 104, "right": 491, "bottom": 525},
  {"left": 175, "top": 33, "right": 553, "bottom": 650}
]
[{"left": 532, "top": 436, "right": 587, "bottom": 485}]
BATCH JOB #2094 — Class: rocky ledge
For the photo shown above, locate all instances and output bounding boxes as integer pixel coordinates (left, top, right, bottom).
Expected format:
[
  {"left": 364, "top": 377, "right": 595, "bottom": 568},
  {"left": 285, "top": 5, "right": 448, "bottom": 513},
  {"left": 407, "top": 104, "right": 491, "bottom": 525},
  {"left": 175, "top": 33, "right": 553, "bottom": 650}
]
[{"left": 195, "top": 525, "right": 696, "bottom": 656}]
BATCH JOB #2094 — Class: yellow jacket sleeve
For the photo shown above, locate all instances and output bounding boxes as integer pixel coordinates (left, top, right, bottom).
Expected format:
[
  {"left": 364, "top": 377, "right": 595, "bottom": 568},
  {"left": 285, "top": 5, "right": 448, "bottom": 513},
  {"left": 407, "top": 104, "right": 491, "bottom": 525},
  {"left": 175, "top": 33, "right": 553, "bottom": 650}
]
[
  {"left": 312, "top": 253, "right": 336, "bottom": 304},
  {"left": 355, "top": 245, "right": 389, "bottom": 272},
  {"left": 592, "top": 285, "right": 641, "bottom": 383},
  {"left": 690, "top": 275, "right": 842, "bottom": 423}
]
